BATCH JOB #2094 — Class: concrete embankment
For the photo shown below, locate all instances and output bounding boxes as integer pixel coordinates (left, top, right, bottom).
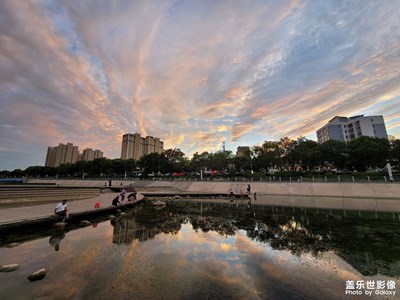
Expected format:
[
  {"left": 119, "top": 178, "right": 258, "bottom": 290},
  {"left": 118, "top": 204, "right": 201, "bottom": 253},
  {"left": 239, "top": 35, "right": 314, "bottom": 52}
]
[
  {"left": 23, "top": 179, "right": 400, "bottom": 212},
  {"left": 25, "top": 179, "right": 400, "bottom": 198}
]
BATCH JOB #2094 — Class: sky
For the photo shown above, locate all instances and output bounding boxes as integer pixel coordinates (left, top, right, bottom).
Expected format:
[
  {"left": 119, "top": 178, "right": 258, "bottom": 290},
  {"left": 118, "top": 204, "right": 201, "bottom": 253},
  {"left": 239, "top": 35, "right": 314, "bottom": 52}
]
[{"left": 1, "top": 0, "right": 399, "bottom": 171}]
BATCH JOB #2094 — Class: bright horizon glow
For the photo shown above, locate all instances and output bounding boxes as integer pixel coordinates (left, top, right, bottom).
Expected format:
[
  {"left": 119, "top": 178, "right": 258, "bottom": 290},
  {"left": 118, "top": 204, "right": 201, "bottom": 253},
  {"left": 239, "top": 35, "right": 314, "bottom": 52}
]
[{"left": 0, "top": 0, "right": 399, "bottom": 170}]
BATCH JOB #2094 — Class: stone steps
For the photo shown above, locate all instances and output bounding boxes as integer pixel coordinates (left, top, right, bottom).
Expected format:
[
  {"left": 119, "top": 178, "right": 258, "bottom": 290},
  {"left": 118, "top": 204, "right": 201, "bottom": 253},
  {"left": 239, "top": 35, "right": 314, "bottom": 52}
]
[
  {"left": 0, "top": 195, "right": 96, "bottom": 207},
  {"left": 0, "top": 188, "right": 100, "bottom": 208},
  {"left": 0, "top": 189, "right": 97, "bottom": 199}
]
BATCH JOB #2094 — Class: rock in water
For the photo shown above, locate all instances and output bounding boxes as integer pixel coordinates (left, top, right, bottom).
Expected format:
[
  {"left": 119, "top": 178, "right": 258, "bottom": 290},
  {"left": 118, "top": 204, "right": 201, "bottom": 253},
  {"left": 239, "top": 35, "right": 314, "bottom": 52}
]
[
  {"left": 0, "top": 264, "right": 21, "bottom": 272},
  {"left": 53, "top": 222, "right": 67, "bottom": 228},
  {"left": 79, "top": 220, "right": 92, "bottom": 226},
  {"left": 27, "top": 268, "right": 47, "bottom": 281}
]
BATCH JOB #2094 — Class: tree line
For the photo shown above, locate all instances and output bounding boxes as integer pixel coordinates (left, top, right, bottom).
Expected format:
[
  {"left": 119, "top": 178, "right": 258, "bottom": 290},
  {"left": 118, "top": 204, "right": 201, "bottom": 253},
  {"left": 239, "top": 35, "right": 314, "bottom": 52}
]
[{"left": 1, "top": 136, "right": 399, "bottom": 178}]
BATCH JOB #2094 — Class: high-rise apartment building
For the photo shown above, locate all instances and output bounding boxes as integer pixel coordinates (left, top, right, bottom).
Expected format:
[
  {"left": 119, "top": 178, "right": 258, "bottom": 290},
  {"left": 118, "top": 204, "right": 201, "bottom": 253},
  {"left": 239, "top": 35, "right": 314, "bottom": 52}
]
[
  {"left": 94, "top": 149, "right": 103, "bottom": 159},
  {"left": 154, "top": 137, "right": 164, "bottom": 154},
  {"left": 121, "top": 133, "right": 141, "bottom": 160},
  {"left": 316, "top": 115, "right": 388, "bottom": 144},
  {"left": 45, "top": 147, "right": 57, "bottom": 168},
  {"left": 145, "top": 136, "right": 155, "bottom": 155},
  {"left": 45, "top": 143, "right": 104, "bottom": 167},
  {"left": 81, "top": 148, "right": 103, "bottom": 162},
  {"left": 45, "top": 143, "right": 79, "bottom": 167},
  {"left": 121, "top": 133, "right": 164, "bottom": 160}
]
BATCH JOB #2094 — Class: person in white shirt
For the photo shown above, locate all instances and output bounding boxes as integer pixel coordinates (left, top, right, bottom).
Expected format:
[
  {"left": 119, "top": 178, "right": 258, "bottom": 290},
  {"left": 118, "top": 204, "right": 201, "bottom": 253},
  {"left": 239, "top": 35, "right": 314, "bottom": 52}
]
[{"left": 54, "top": 199, "right": 69, "bottom": 218}]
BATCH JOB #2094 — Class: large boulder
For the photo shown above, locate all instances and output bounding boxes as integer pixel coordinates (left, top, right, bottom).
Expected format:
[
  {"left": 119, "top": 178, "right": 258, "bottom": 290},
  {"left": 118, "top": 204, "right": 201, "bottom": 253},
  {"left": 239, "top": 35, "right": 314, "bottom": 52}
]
[
  {"left": 27, "top": 268, "right": 47, "bottom": 281},
  {"left": 0, "top": 264, "right": 21, "bottom": 272}
]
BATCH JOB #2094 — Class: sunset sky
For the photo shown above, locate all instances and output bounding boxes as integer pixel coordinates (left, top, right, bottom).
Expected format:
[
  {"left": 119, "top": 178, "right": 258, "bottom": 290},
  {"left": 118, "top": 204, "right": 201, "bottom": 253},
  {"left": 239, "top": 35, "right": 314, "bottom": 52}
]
[{"left": 1, "top": 0, "right": 399, "bottom": 170}]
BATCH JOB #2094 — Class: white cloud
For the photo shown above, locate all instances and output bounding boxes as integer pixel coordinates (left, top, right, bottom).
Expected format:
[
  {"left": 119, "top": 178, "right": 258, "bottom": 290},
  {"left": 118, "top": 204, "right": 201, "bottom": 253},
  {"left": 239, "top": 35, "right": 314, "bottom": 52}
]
[{"left": 0, "top": 0, "right": 399, "bottom": 170}]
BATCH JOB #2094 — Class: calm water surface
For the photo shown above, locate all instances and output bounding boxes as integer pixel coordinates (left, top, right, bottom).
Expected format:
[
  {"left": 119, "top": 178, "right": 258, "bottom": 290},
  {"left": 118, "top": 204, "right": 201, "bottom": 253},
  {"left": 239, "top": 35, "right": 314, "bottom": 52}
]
[{"left": 1, "top": 202, "right": 399, "bottom": 300}]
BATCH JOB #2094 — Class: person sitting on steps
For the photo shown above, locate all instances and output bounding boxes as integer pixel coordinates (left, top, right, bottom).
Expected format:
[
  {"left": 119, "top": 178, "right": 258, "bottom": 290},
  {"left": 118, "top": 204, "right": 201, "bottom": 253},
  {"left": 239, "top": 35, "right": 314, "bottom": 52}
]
[{"left": 54, "top": 199, "right": 69, "bottom": 220}]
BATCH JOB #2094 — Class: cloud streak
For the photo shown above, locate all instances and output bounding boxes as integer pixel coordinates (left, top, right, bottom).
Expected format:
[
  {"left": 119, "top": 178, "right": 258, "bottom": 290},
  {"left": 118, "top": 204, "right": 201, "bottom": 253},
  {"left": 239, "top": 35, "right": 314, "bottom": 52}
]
[{"left": 0, "top": 0, "right": 399, "bottom": 169}]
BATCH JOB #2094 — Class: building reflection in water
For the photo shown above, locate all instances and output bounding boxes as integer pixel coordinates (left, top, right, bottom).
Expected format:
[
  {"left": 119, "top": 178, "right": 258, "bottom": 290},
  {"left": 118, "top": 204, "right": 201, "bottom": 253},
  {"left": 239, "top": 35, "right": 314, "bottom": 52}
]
[{"left": 111, "top": 216, "right": 159, "bottom": 244}]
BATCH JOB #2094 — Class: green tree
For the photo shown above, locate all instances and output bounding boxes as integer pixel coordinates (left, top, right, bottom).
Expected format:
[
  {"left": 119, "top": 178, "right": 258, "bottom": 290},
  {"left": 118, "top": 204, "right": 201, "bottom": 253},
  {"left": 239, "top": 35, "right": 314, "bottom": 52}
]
[
  {"left": 277, "top": 137, "right": 297, "bottom": 169},
  {"left": 252, "top": 137, "right": 296, "bottom": 172},
  {"left": 348, "top": 136, "right": 390, "bottom": 171},
  {"left": 319, "top": 140, "right": 348, "bottom": 169},
  {"left": 164, "top": 148, "right": 187, "bottom": 171},
  {"left": 389, "top": 137, "right": 400, "bottom": 167},
  {"left": 12, "top": 169, "right": 24, "bottom": 177},
  {"left": 190, "top": 151, "right": 211, "bottom": 172},
  {"left": 232, "top": 154, "right": 252, "bottom": 173},
  {"left": 87, "top": 158, "right": 112, "bottom": 176},
  {"left": 252, "top": 141, "right": 281, "bottom": 171},
  {"left": 209, "top": 150, "right": 233, "bottom": 172},
  {"left": 289, "top": 138, "right": 321, "bottom": 170},
  {"left": 139, "top": 153, "right": 170, "bottom": 175},
  {"left": 71, "top": 160, "right": 89, "bottom": 177},
  {"left": 110, "top": 159, "right": 135, "bottom": 175},
  {"left": 25, "top": 166, "right": 47, "bottom": 177}
]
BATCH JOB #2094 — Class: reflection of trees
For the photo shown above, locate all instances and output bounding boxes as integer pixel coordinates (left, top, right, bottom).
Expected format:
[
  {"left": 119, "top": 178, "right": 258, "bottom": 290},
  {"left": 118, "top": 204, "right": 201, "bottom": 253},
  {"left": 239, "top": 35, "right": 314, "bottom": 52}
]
[
  {"left": 115, "top": 204, "right": 330, "bottom": 257},
  {"left": 330, "top": 220, "right": 400, "bottom": 276},
  {"left": 191, "top": 216, "right": 237, "bottom": 236},
  {"left": 247, "top": 219, "right": 329, "bottom": 257},
  {"left": 122, "top": 203, "right": 400, "bottom": 277}
]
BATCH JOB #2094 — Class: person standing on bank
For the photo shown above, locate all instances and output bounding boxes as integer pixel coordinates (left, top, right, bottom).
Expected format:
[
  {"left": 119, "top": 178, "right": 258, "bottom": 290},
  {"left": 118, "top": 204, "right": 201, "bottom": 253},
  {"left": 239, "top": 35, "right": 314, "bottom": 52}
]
[{"left": 54, "top": 199, "right": 69, "bottom": 219}]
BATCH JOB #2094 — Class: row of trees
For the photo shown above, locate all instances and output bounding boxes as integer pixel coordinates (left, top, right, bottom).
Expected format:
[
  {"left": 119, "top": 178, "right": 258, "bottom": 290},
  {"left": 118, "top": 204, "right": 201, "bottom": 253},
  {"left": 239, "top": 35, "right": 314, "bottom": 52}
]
[{"left": 1, "top": 136, "right": 399, "bottom": 178}]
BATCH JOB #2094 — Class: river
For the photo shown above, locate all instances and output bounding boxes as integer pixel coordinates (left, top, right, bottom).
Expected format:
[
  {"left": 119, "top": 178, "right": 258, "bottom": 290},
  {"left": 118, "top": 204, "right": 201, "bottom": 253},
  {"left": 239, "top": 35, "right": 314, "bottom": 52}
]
[{"left": 1, "top": 201, "right": 399, "bottom": 299}]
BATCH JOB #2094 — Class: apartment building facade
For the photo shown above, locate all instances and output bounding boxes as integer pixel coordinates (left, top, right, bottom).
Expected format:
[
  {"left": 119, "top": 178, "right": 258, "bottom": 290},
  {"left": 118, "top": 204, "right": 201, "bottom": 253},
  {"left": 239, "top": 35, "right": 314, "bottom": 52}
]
[
  {"left": 316, "top": 115, "right": 388, "bottom": 143},
  {"left": 81, "top": 148, "right": 104, "bottom": 162},
  {"left": 45, "top": 143, "right": 79, "bottom": 167},
  {"left": 45, "top": 143, "right": 104, "bottom": 167},
  {"left": 121, "top": 133, "right": 164, "bottom": 160}
]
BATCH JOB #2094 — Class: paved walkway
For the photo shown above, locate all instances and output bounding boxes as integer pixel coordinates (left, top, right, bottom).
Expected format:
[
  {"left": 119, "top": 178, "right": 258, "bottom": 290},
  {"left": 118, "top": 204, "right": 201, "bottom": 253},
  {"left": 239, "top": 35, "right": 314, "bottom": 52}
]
[{"left": 0, "top": 192, "right": 123, "bottom": 225}]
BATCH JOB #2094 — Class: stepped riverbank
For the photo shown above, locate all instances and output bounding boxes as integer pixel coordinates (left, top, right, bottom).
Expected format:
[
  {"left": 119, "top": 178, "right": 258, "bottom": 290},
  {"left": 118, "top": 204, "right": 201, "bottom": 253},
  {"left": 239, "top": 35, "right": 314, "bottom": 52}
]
[
  {"left": 23, "top": 178, "right": 399, "bottom": 197},
  {"left": 17, "top": 179, "right": 400, "bottom": 212}
]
